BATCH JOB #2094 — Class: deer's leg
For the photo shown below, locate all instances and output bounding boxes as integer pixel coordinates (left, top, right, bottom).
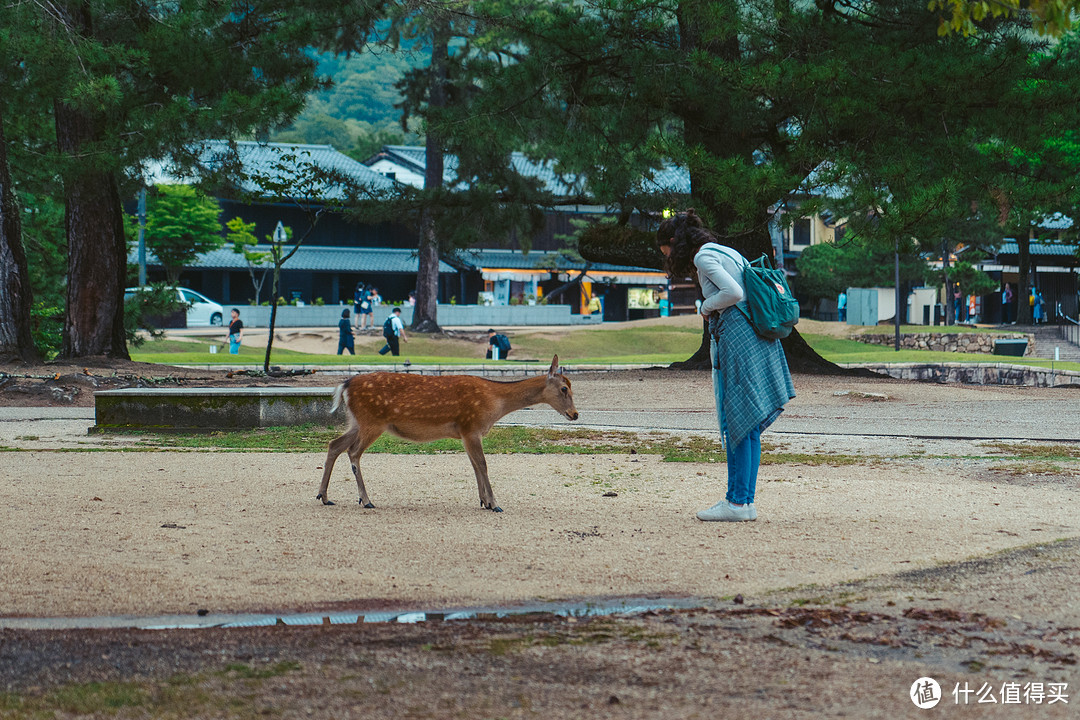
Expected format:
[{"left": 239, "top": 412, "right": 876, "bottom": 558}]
[
  {"left": 317, "top": 428, "right": 358, "bottom": 506},
  {"left": 347, "top": 426, "right": 384, "bottom": 509},
  {"left": 462, "top": 434, "right": 500, "bottom": 512}
]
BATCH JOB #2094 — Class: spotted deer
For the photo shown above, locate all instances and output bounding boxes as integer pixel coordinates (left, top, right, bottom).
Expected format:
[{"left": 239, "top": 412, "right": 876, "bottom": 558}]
[{"left": 316, "top": 355, "right": 578, "bottom": 512}]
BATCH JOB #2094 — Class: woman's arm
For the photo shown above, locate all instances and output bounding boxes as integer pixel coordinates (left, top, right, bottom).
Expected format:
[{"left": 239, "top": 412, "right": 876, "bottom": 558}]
[{"left": 695, "top": 250, "right": 744, "bottom": 315}]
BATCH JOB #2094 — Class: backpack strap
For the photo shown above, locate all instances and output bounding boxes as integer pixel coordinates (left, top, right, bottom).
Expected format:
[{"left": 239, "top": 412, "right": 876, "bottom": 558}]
[{"left": 703, "top": 243, "right": 751, "bottom": 320}]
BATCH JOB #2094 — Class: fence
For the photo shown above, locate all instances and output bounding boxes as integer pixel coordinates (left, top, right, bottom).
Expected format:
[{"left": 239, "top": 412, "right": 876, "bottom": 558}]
[{"left": 1060, "top": 317, "right": 1080, "bottom": 346}]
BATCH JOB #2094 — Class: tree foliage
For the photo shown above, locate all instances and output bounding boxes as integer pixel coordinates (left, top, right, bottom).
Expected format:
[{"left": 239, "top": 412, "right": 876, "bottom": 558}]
[
  {"left": 226, "top": 217, "right": 272, "bottom": 306},
  {"left": 343, "top": 2, "right": 562, "bottom": 332},
  {"left": 418, "top": 0, "right": 1079, "bottom": 366},
  {"left": 272, "top": 51, "right": 422, "bottom": 153},
  {"left": 930, "top": 0, "right": 1077, "bottom": 36},
  {"left": 947, "top": 259, "right": 1000, "bottom": 299},
  {"left": 144, "top": 185, "right": 224, "bottom": 284},
  {"left": 794, "top": 240, "right": 932, "bottom": 307},
  {"left": 122, "top": 283, "right": 188, "bottom": 348},
  {"left": 1, "top": 0, "right": 384, "bottom": 359}
]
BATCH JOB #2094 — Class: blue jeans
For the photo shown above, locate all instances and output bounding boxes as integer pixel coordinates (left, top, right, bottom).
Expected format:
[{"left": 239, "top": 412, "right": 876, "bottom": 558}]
[{"left": 712, "top": 337, "right": 763, "bottom": 505}]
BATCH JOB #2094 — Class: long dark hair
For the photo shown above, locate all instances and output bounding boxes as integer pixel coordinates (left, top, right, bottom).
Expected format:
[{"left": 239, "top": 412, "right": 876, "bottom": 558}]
[{"left": 656, "top": 208, "right": 717, "bottom": 280}]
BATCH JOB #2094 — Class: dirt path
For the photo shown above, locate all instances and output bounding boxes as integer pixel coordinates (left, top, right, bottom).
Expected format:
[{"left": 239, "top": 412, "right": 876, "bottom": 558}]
[
  {"left": 0, "top": 540, "right": 1076, "bottom": 718},
  {"left": 1, "top": 368, "right": 1077, "bottom": 717}
]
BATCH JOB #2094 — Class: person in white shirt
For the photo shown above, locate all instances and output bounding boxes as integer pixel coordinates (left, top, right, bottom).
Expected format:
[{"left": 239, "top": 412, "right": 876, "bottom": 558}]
[
  {"left": 378, "top": 307, "right": 409, "bottom": 356},
  {"left": 657, "top": 209, "right": 795, "bottom": 522}
]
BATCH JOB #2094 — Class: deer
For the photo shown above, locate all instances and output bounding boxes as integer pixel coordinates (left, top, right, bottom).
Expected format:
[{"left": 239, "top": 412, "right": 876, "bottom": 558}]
[{"left": 316, "top": 355, "right": 578, "bottom": 512}]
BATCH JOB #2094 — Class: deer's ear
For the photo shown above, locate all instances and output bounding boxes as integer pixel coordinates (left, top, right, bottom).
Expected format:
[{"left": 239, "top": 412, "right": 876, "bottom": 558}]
[{"left": 548, "top": 355, "right": 560, "bottom": 377}]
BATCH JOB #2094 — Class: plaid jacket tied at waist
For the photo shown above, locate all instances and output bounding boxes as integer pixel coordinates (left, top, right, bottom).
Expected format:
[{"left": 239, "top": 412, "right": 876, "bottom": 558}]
[{"left": 709, "top": 306, "right": 796, "bottom": 447}]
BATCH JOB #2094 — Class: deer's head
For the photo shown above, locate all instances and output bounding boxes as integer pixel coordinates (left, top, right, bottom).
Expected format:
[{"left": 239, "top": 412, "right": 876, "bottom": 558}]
[{"left": 543, "top": 355, "right": 579, "bottom": 421}]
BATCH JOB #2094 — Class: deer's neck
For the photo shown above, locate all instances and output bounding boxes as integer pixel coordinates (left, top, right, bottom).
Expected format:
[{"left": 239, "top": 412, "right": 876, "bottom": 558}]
[{"left": 493, "top": 375, "right": 547, "bottom": 415}]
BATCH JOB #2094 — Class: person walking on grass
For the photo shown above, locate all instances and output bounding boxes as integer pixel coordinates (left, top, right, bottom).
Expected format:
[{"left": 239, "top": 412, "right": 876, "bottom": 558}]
[
  {"left": 378, "top": 307, "right": 408, "bottom": 356},
  {"left": 337, "top": 309, "right": 355, "bottom": 355},
  {"left": 657, "top": 209, "right": 795, "bottom": 522}
]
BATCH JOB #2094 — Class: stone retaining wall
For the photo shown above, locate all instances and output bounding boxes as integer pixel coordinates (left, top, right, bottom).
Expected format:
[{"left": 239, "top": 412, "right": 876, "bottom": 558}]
[
  {"left": 233, "top": 303, "right": 596, "bottom": 328},
  {"left": 841, "top": 362, "right": 1080, "bottom": 387},
  {"left": 857, "top": 332, "right": 1035, "bottom": 356}
]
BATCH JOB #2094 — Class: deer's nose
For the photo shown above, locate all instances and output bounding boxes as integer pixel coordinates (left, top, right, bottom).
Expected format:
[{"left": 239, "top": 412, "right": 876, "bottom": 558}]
[{"left": 568, "top": 411, "right": 579, "bottom": 421}]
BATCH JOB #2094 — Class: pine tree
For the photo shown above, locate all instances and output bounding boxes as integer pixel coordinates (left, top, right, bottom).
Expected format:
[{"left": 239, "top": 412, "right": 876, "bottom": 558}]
[
  {"left": 4, "top": 0, "right": 382, "bottom": 359},
  {"left": 0, "top": 109, "right": 36, "bottom": 361},
  {"left": 353, "top": 2, "right": 557, "bottom": 333},
  {"left": 453, "top": 0, "right": 1080, "bottom": 366}
]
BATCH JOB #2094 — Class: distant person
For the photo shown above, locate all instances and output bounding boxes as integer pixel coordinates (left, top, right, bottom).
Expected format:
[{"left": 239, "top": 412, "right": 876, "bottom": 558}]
[
  {"left": 486, "top": 329, "right": 512, "bottom": 359},
  {"left": 952, "top": 288, "right": 963, "bottom": 323},
  {"left": 837, "top": 290, "right": 848, "bottom": 323},
  {"left": 588, "top": 293, "right": 602, "bottom": 316},
  {"left": 1033, "top": 289, "right": 1045, "bottom": 324},
  {"left": 358, "top": 280, "right": 371, "bottom": 325},
  {"left": 659, "top": 289, "right": 671, "bottom": 317},
  {"left": 337, "top": 309, "right": 355, "bottom": 355},
  {"left": 378, "top": 307, "right": 408, "bottom": 356},
  {"left": 408, "top": 290, "right": 416, "bottom": 307},
  {"left": 968, "top": 294, "right": 977, "bottom": 323},
  {"left": 227, "top": 308, "right": 243, "bottom": 354},
  {"left": 357, "top": 285, "right": 374, "bottom": 330},
  {"left": 1002, "top": 283, "right": 1015, "bottom": 324},
  {"left": 369, "top": 287, "right": 382, "bottom": 306}
]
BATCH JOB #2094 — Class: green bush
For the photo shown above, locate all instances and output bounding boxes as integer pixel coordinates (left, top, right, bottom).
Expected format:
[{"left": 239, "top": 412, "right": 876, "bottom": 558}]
[
  {"left": 123, "top": 284, "right": 187, "bottom": 348},
  {"left": 30, "top": 302, "right": 64, "bottom": 360}
]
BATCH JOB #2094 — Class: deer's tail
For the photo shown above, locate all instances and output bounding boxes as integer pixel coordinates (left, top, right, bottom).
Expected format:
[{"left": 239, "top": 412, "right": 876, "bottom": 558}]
[{"left": 330, "top": 378, "right": 350, "bottom": 414}]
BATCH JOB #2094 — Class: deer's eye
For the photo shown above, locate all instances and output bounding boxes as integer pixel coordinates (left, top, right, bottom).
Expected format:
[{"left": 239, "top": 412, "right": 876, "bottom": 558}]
[{"left": 561, "top": 387, "right": 568, "bottom": 394}]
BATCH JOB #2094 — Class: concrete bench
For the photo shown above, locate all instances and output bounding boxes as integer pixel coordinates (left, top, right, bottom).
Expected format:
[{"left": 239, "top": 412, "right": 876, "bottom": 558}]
[{"left": 93, "top": 387, "right": 335, "bottom": 432}]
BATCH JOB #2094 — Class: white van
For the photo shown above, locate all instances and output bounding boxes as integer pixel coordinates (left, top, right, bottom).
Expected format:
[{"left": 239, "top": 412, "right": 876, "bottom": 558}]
[{"left": 125, "top": 287, "right": 225, "bottom": 327}]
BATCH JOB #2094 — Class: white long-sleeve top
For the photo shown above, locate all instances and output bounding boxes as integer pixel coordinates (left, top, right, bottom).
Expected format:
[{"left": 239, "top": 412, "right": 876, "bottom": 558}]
[{"left": 694, "top": 242, "right": 746, "bottom": 315}]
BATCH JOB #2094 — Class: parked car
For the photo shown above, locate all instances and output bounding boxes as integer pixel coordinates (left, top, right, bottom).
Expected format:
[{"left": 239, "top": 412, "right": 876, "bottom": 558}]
[{"left": 124, "top": 287, "right": 224, "bottom": 327}]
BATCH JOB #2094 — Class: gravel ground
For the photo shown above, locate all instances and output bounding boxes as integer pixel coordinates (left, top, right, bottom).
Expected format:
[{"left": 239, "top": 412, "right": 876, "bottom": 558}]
[{"left": 0, "top": 365, "right": 1077, "bottom": 717}]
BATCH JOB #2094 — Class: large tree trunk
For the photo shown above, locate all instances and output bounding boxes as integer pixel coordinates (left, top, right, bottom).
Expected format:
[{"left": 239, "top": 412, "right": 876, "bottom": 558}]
[
  {"left": 55, "top": 103, "right": 129, "bottom": 359},
  {"left": 0, "top": 109, "right": 38, "bottom": 362},
  {"left": 413, "top": 218, "right": 441, "bottom": 333},
  {"left": 412, "top": 24, "right": 449, "bottom": 334},
  {"left": 671, "top": 0, "right": 846, "bottom": 374}
]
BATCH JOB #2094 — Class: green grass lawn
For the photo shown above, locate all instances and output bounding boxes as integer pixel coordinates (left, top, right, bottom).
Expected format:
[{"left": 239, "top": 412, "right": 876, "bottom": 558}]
[
  {"left": 130, "top": 324, "right": 704, "bottom": 366},
  {"left": 804, "top": 333, "right": 1080, "bottom": 371},
  {"left": 128, "top": 324, "right": 1080, "bottom": 371}
]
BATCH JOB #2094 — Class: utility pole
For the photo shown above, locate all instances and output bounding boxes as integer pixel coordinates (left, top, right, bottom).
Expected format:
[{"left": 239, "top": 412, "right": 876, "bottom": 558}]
[
  {"left": 894, "top": 237, "right": 901, "bottom": 351},
  {"left": 137, "top": 187, "right": 147, "bottom": 286}
]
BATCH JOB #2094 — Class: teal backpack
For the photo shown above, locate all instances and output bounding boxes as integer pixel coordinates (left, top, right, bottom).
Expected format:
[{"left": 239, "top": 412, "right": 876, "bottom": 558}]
[{"left": 738, "top": 254, "right": 800, "bottom": 340}]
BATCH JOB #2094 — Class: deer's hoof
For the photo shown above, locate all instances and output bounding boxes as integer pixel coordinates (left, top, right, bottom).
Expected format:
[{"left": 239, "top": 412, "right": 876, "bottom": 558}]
[
  {"left": 362, "top": 501, "right": 376, "bottom": 509},
  {"left": 492, "top": 506, "right": 503, "bottom": 513},
  {"left": 317, "top": 494, "right": 335, "bottom": 506}
]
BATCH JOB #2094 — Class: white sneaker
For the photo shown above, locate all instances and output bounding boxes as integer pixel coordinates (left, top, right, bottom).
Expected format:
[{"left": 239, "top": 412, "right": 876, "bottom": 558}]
[
  {"left": 696, "top": 501, "right": 754, "bottom": 522},
  {"left": 748, "top": 503, "right": 757, "bottom": 521}
]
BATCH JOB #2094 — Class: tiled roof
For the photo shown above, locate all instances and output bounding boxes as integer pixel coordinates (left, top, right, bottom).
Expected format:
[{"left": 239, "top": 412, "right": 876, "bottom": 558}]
[
  {"left": 374, "top": 146, "right": 677, "bottom": 198},
  {"left": 147, "top": 141, "right": 397, "bottom": 200},
  {"left": 996, "top": 241, "right": 1079, "bottom": 258},
  {"left": 638, "top": 163, "right": 691, "bottom": 195},
  {"left": 1034, "top": 213, "right": 1074, "bottom": 231},
  {"left": 130, "top": 245, "right": 456, "bottom": 274}
]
